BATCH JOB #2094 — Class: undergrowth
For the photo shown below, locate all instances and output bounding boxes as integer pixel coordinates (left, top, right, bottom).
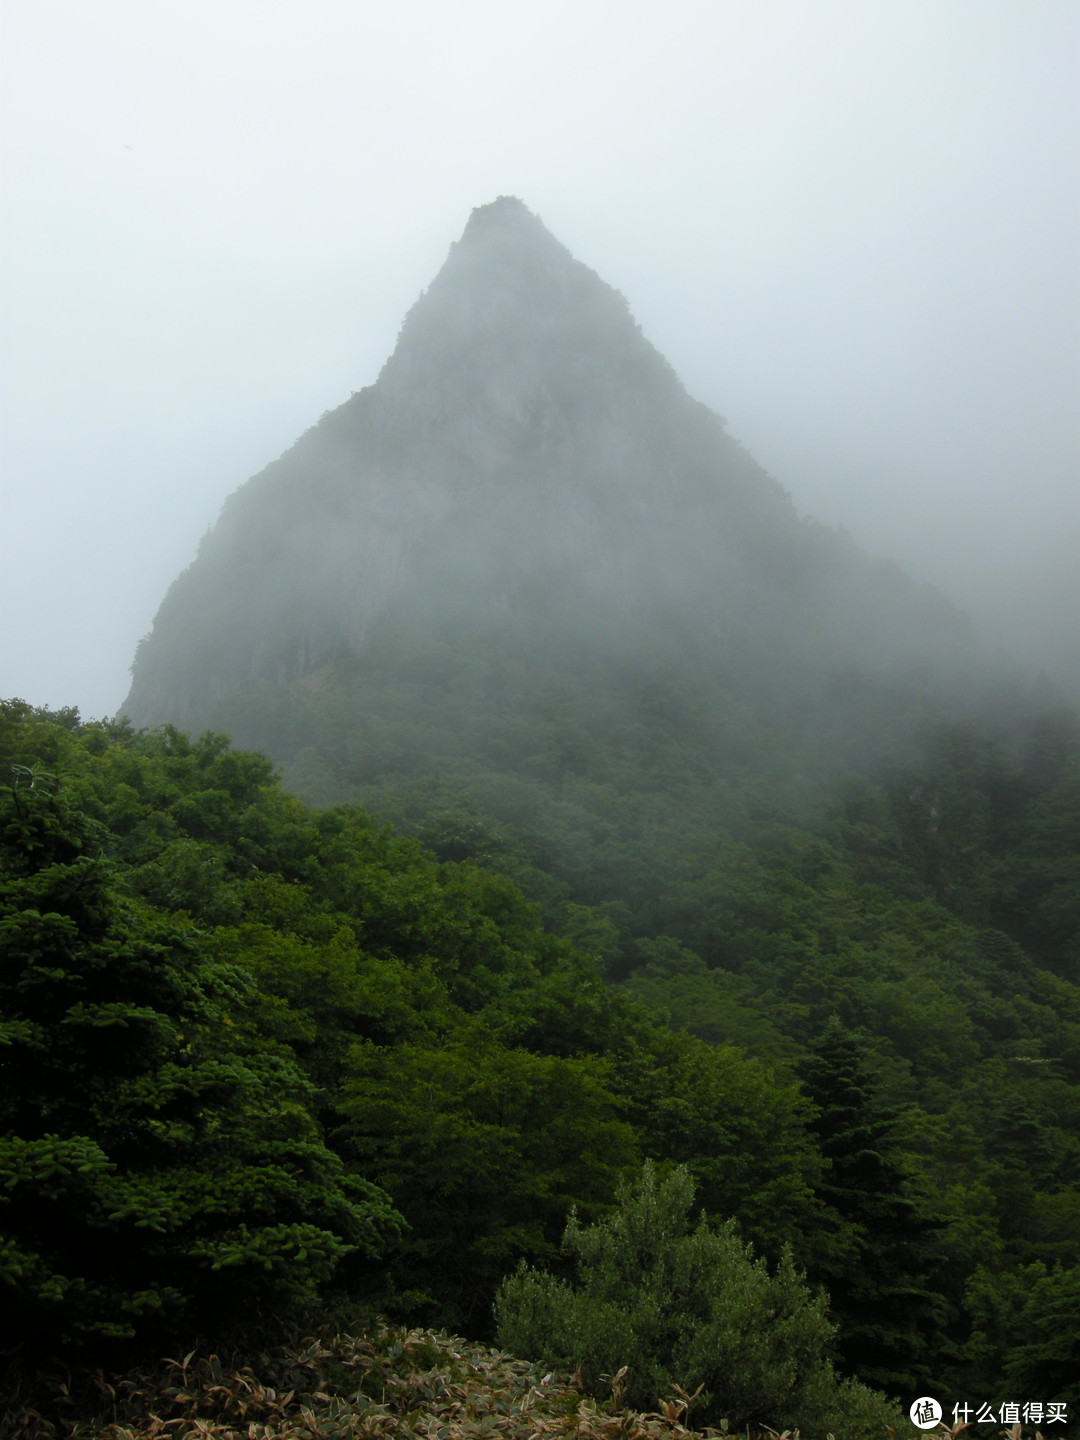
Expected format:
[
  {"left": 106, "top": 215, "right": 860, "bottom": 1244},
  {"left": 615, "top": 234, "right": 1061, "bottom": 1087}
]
[
  {"left": 6, "top": 1327, "right": 709, "bottom": 1440},
  {"left": 0, "top": 1326, "right": 1056, "bottom": 1440}
]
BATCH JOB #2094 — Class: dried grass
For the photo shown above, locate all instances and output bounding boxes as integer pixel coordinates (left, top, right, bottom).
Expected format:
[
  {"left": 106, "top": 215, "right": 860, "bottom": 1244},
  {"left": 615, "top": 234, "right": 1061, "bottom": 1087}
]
[
  {"left": 3, "top": 1327, "right": 717, "bottom": 1440},
  {"left": 2, "top": 1328, "right": 1056, "bottom": 1440}
]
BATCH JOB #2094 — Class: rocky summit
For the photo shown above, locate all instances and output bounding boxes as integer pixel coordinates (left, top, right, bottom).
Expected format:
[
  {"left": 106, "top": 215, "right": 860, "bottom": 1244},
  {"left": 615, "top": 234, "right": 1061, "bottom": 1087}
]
[{"left": 121, "top": 198, "right": 975, "bottom": 804}]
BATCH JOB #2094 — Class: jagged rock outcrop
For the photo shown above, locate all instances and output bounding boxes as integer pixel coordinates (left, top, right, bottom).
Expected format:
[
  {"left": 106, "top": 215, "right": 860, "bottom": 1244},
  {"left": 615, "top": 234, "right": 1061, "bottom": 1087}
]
[{"left": 121, "top": 197, "right": 974, "bottom": 783}]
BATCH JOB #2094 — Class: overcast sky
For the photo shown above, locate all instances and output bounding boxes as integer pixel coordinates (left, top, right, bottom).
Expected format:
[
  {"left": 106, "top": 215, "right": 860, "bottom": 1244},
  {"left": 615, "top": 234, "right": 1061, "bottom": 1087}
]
[{"left": 2, "top": 0, "right": 1077, "bottom": 719}]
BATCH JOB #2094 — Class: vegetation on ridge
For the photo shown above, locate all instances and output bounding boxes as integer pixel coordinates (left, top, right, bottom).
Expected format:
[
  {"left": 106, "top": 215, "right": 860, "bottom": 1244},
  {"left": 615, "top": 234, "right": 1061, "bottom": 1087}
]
[{"left": 3, "top": 697, "right": 1080, "bottom": 1425}]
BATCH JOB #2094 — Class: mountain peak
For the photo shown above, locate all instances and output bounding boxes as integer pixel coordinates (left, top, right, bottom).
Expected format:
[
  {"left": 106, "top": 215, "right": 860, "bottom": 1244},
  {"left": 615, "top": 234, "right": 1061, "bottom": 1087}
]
[
  {"left": 375, "top": 197, "right": 674, "bottom": 425},
  {"left": 120, "top": 200, "right": 971, "bottom": 736},
  {"left": 451, "top": 195, "right": 578, "bottom": 270},
  {"left": 459, "top": 194, "right": 545, "bottom": 240}
]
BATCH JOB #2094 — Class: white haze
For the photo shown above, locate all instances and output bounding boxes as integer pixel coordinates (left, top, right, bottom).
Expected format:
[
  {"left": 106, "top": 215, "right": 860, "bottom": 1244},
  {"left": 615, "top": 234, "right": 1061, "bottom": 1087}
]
[{"left": 1, "top": 0, "right": 1077, "bottom": 718}]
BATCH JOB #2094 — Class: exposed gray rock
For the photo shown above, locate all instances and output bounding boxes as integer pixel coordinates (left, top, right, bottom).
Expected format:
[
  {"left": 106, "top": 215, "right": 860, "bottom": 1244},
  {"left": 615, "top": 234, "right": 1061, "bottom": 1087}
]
[{"left": 121, "top": 197, "right": 973, "bottom": 744}]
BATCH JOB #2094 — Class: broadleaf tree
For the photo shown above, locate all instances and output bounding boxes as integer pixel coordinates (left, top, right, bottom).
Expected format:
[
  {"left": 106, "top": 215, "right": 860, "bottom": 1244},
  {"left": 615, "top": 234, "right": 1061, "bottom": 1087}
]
[{"left": 0, "top": 770, "right": 401, "bottom": 1356}]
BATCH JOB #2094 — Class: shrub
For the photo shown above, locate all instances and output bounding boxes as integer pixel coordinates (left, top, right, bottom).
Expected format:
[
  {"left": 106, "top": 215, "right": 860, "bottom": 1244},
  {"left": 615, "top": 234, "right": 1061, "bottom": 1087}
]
[{"left": 494, "top": 1162, "right": 900, "bottom": 1439}]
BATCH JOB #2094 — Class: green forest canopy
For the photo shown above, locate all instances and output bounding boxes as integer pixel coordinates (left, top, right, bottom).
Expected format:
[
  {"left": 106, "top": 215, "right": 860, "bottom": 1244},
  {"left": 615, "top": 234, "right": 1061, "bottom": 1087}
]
[{"left": 2, "top": 696, "right": 1079, "bottom": 1421}]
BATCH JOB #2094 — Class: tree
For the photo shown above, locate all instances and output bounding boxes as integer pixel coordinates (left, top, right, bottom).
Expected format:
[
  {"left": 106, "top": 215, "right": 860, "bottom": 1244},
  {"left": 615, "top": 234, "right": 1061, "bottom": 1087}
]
[
  {"left": 337, "top": 1025, "right": 637, "bottom": 1329},
  {"left": 797, "top": 1018, "right": 948, "bottom": 1393},
  {"left": 0, "top": 771, "right": 400, "bottom": 1356},
  {"left": 494, "top": 1162, "right": 899, "bottom": 1438},
  {"left": 605, "top": 1022, "right": 824, "bottom": 1259},
  {"left": 964, "top": 1260, "right": 1080, "bottom": 1401}
]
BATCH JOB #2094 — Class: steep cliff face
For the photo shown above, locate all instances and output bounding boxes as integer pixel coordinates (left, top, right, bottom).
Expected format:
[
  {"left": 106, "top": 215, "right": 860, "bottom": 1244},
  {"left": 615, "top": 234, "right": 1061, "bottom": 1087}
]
[{"left": 121, "top": 197, "right": 973, "bottom": 773}]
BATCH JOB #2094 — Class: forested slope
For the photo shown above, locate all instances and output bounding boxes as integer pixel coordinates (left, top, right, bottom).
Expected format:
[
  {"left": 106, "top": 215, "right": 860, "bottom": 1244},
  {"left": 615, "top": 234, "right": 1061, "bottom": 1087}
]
[{"left": 3, "top": 699, "right": 1079, "bottom": 1427}]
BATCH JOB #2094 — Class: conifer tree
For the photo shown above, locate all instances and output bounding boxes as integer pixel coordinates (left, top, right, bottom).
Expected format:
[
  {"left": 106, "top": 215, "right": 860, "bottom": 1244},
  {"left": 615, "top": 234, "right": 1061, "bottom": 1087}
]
[{"left": 797, "top": 1018, "right": 947, "bottom": 1394}]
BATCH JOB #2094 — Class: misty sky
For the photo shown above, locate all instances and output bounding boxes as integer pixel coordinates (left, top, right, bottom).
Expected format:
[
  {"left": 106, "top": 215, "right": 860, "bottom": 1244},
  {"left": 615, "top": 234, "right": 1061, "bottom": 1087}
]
[{"left": 2, "top": 0, "right": 1077, "bottom": 719}]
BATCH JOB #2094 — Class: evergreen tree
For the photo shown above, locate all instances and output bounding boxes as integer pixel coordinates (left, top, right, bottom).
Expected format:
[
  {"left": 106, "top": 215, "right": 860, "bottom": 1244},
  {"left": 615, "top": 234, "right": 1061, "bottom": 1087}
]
[{"left": 797, "top": 1018, "right": 948, "bottom": 1394}]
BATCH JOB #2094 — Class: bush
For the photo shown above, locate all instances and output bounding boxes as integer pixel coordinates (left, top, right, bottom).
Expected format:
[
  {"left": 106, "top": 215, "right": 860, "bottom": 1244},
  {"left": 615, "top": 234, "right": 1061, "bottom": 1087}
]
[{"left": 494, "top": 1162, "right": 900, "bottom": 1439}]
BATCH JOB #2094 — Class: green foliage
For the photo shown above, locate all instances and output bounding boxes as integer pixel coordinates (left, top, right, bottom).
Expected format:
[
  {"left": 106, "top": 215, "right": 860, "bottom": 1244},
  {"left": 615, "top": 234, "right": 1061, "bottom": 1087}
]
[
  {"left": 5, "top": 695, "right": 1080, "bottom": 1402},
  {"left": 622, "top": 937, "right": 796, "bottom": 1058},
  {"left": 4, "top": 704, "right": 827, "bottom": 1350},
  {"left": 0, "top": 761, "right": 400, "bottom": 1354},
  {"left": 605, "top": 1025, "right": 824, "bottom": 1260},
  {"left": 495, "top": 1163, "right": 900, "bottom": 1438},
  {"left": 796, "top": 1020, "right": 948, "bottom": 1392},
  {"left": 964, "top": 1260, "right": 1080, "bottom": 1401},
  {"left": 338, "top": 1028, "right": 638, "bottom": 1329}
]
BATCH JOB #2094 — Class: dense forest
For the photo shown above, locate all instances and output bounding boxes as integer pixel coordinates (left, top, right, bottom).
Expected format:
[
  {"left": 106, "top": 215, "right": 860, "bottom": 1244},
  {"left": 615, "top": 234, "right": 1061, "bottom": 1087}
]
[{"left": 3, "top": 694, "right": 1079, "bottom": 1434}]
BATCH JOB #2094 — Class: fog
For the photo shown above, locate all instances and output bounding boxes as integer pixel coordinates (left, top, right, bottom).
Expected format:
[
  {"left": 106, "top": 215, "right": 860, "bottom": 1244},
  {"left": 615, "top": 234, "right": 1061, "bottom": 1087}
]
[{"left": 1, "top": 0, "right": 1077, "bottom": 719}]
